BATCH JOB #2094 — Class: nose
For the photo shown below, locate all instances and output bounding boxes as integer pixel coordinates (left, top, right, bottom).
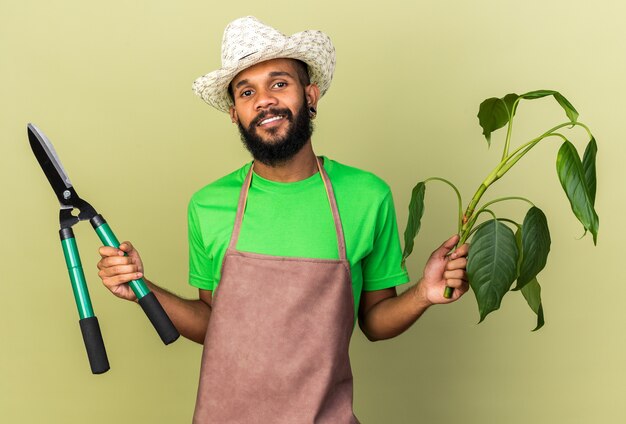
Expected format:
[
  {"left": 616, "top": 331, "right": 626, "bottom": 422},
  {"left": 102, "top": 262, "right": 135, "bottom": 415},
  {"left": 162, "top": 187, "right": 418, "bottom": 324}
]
[{"left": 254, "top": 88, "right": 278, "bottom": 110}]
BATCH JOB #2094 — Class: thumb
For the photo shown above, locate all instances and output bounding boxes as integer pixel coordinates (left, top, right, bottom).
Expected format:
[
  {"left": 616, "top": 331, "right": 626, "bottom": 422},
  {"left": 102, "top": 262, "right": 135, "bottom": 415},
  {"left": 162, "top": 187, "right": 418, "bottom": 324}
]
[{"left": 432, "top": 234, "right": 460, "bottom": 258}]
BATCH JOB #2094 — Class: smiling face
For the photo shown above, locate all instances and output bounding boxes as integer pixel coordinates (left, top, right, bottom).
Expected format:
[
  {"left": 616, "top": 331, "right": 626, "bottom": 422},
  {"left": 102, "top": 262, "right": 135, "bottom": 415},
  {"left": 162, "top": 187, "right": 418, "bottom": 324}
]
[{"left": 228, "top": 58, "right": 320, "bottom": 166}]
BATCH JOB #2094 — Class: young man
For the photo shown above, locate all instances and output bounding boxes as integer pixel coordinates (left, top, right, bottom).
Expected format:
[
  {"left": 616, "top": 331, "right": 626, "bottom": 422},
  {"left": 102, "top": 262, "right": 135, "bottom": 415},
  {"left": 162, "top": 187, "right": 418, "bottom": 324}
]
[{"left": 96, "top": 16, "right": 469, "bottom": 423}]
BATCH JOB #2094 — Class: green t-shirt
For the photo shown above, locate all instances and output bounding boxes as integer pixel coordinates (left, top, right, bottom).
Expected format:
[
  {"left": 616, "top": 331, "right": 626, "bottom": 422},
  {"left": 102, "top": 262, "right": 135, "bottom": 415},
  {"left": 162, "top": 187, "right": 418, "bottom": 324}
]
[{"left": 188, "top": 157, "right": 410, "bottom": 317}]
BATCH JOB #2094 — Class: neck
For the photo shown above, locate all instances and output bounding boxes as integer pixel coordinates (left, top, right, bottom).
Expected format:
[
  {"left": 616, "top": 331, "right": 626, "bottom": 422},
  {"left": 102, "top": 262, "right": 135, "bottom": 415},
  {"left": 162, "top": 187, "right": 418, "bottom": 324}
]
[{"left": 253, "top": 140, "right": 319, "bottom": 182}]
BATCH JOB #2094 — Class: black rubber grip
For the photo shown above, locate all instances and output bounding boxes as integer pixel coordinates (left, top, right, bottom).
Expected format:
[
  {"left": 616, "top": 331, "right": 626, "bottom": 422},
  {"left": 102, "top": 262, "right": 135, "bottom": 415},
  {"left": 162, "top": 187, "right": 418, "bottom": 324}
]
[
  {"left": 138, "top": 292, "right": 180, "bottom": 344},
  {"left": 89, "top": 214, "right": 106, "bottom": 229},
  {"left": 59, "top": 227, "right": 74, "bottom": 241},
  {"left": 79, "top": 316, "right": 110, "bottom": 374}
]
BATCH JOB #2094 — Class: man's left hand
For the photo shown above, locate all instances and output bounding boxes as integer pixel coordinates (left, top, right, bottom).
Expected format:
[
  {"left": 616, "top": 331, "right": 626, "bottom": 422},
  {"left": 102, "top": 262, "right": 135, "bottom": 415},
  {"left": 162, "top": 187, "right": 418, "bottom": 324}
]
[{"left": 415, "top": 234, "right": 470, "bottom": 306}]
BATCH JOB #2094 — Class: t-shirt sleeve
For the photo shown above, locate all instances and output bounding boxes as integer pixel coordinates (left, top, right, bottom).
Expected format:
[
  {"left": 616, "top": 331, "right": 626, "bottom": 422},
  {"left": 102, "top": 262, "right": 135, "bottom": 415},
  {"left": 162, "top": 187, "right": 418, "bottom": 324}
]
[
  {"left": 188, "top": 198, "right": 215, "bottom": 290},
  {"left": 361, "top": 190, "right": 410, "bottom": 291}
]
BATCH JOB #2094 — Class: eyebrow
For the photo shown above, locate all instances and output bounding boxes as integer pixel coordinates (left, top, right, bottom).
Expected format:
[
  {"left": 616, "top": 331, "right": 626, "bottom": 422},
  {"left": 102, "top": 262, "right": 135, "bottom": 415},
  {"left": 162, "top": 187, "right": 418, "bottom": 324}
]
[
  {"left": 233, "top": 71, "right": 295, "bottom": 90},
  {"left": 269, "top": 71, "right": 293, "bottom": 78}
]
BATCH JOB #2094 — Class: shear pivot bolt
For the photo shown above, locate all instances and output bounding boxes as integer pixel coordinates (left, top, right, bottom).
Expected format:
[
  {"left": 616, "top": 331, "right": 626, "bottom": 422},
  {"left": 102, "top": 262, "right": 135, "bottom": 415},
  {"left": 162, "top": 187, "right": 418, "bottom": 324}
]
[{"left": 63, "top": 190, "right": 71, "bottom": 200}]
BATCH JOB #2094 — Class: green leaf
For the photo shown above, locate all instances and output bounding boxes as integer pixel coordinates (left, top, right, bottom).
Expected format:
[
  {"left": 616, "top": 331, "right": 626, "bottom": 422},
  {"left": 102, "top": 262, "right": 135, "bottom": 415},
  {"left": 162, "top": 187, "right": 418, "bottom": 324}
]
[
  {"left": 556, "top": 140, "right": 599, "bottom": 244},
  {"left": 519, "top": 89, "right": 556, "bottom": 99},
  {"left": 467, "top": 219, "right": 519, "bottom": 322},
  {"left": 514, "top": 207, "right": 551, "bottom": 290},
  {"left": 502, "top": 93, "right": 519, "bottom": 117},
  {"left": 520, "top": 90, "right": 579, "bottom": 123},
  {"left": 402, "top": 181, "right": 426, "bottom": 266},
  {"left": 582, "top": 137, "right": 598, "bottom": 205},
  {"left": 554, "top": 93, "right": 579, "bottom": 123},
  {"left": 520, "top": 277, "right": 545, "bottom": 331},
  {"left": 477, "top": 93, "right": 519, "bottom": 146}
]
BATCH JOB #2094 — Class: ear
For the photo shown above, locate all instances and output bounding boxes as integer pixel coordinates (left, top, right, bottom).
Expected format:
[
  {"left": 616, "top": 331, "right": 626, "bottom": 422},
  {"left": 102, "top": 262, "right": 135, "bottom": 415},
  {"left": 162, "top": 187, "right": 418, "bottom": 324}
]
[
  {"left": 229, "top": 106, "right": 238, "bottom": 124},
  {"left": 304, "top": 83, "right": 321, "bottom": 109}
]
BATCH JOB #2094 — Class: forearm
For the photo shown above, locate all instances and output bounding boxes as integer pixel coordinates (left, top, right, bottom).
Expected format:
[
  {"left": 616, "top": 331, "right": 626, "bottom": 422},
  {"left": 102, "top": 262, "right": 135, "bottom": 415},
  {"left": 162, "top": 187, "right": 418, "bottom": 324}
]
[
  {"left": 143, "top": 279, "right": 211, "bottom": 344},
  {"left": 360, "top": 281, "right": 431, "bottom": 341}
]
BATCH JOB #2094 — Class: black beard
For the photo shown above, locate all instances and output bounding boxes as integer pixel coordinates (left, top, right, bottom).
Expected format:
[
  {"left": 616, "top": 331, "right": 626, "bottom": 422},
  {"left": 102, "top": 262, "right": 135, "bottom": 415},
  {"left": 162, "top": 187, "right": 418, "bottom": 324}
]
[{"left": 237, "top": 100, "right": 313, "bottom": 166}]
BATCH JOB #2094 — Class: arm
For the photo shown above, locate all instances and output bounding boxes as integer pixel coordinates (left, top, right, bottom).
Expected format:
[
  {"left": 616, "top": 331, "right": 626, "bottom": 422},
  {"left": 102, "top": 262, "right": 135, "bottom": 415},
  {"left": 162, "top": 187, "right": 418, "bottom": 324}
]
[
  {"left": 97, "top": 241, "right": 212, "bottom": 344},
  {"left": 358, "top": 235, "right": 469, "bottom": 341}
]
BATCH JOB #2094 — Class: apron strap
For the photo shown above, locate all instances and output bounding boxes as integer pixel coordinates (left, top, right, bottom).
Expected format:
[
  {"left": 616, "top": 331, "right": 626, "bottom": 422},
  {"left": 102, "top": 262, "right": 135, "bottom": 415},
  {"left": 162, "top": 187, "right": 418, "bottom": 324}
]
[
  {"left": 228, "top": 164, "right": 254, "bottom": 251},
  {"left": 315, "top": 157, "right": 348, "bottom": 262},
  {"left": 228, "top": 157, "right": 348, "bottom": 261}
]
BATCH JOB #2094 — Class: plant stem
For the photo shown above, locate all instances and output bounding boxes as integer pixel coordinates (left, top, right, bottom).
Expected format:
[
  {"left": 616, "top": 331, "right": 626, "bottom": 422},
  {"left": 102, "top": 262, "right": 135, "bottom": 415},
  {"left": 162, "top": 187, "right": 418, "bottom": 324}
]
[
  {"left": 497, "top": 218, "right": 521, "bottom": 229},
  {"left": 497, "top": 132, "right": 568, "bottom": 178},
  {"left": 501, "top": 98, "right": 520, "bottom": 161},
  {"left": 479, "top": 196, "right": 535, "bottom": 211},
  {"left": 506, "top": 122, "right": 590, "bottom": 161},
  {"left": 424, "top": 177, "right": 463, "bottom": 234},
  {"left": 463, "top": 121, "right": 588, "bottom": 231},
  {"left": 462, "top": 208, "right": 496, "bottom": 242},
  {"left": 462, "top": 197, "right": 533, "bottom": 241},
  {"left": 444, "top": 209, "right": 498, "bottom": 299}
]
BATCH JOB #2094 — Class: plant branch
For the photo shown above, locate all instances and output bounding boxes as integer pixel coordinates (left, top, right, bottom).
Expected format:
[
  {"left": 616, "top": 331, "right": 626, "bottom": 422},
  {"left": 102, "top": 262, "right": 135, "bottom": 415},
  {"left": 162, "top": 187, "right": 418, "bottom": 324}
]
[
  {"left": 459, "top": 123, "right": 584, "bottom": 241},
  {"left": 497, "top": 217, "right": 521, "bottom": 230},
  {"left": 506, "top": 121, "right": 590, "bottom": 161},
  {"left": 424, "top": 177, "right": 463, "bottom": 233},
  {"left": 501, "top": 98, "right": 521, "bottom": 161},
  {"left": 497, "top": 132, "right": 568, "bottom": 178},
  {"left": 479, "top": 196, "right": 535, "bottom": 211},
  {"left": 463, "top": 209, "right": 496, "bottom": 242}
]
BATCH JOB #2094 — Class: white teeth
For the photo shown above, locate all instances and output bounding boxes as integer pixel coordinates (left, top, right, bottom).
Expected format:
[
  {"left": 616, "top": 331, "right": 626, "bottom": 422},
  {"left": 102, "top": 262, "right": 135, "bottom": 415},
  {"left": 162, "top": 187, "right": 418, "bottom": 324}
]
[{"left": 259, "top": 115, "right": 283, "bottom": 125}]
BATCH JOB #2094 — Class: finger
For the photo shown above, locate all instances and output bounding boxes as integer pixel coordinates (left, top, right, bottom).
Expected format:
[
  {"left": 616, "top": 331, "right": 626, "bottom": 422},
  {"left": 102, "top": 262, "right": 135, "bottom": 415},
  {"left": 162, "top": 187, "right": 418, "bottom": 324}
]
[
  {"left": 100, "top": 273, "right": 140, "bottom": 289},
  {"left": 452, "top": 280, "right": 470, "bottom": 297},
  {"left": 101, "top": 272, "right": 143, "bottom": 289},
  {"left": 98, "top": 263, "right": 140, "bottom": 278},
  {"left": 461, "top": 280, "right": 469, "bottom": 293},
  {"left": 445, "top": 257, "right": 467, "bottom": 271},
  {"left": 99, "top": 246, "right": 124, "bottom": 258},
  {"left": 445, "top": 279, "right": 466, "bottom": 290},
  {"left": 98, "top": 255, "right": 134, "bottom": 269},
  {"left": 119, "top": 241, "right": 134, "bottom": 253},
  {"left": 433, "top": 234, "right": 460, "bottom": 258},
  {"left": 446, "top": 276, "right": 469, "bottom": 291},
  {"left": 444, "top": 269, "right": 467, "bottom": 283},
  {"left": 450, "top": 243, "right": 469, "bottom": 259},
  {"left": 449, "top": 283, "right": 469, "bottom": 301}
]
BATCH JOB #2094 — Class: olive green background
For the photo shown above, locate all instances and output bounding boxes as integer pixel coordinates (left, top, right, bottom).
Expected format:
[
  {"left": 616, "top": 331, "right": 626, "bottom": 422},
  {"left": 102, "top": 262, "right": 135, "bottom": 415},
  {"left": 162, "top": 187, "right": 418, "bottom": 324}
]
[{"left": 1, "top": 1, "right": 624, "bottom": 422}]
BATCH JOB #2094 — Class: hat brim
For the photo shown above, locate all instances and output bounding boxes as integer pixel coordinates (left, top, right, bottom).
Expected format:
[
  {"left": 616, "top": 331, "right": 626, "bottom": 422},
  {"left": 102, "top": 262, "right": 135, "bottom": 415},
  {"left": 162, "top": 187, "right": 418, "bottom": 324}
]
[{"left": 193, "top": 30, "right": 335, "bottom": 113}]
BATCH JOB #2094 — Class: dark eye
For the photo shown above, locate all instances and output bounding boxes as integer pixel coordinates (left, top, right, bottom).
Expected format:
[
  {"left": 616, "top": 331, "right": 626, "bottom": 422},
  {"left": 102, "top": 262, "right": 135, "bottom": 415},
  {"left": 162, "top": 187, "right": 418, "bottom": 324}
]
[
  {"left": 274, "top": 82, "right": 287, "bottom": 88},
  {"left": 241, "top": 89, "right": 253, "bottom": 97}
]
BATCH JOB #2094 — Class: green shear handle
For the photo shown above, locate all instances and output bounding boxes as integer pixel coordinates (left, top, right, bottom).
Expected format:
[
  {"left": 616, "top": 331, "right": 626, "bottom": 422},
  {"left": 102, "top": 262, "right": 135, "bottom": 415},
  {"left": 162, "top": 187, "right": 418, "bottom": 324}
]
[
  {"left": 61, "top": 228, "right": 110, "bottom": 374},
  {"left": 91, "top": 215, "right": 180, "bottom": 345}
]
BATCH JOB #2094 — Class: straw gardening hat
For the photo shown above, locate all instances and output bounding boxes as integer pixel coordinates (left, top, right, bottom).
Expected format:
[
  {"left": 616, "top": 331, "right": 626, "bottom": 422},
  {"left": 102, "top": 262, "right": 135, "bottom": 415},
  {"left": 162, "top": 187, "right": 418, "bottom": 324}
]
[{"left": 192, "top": 16, "right": 336, "bottom": 113}]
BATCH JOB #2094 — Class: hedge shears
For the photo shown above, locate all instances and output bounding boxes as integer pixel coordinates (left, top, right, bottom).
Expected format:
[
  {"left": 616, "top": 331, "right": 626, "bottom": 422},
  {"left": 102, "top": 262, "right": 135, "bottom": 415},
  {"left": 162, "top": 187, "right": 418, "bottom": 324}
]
[{"left": 27, "top": 123, "right": 180, "bottom": 374}]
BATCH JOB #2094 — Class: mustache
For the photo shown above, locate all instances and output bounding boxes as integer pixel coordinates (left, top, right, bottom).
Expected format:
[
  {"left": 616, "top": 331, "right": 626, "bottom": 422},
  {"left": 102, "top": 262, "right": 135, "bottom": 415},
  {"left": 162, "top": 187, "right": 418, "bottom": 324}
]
[{"left": 250, "top": 108, "right": 293, "bottom": 127}]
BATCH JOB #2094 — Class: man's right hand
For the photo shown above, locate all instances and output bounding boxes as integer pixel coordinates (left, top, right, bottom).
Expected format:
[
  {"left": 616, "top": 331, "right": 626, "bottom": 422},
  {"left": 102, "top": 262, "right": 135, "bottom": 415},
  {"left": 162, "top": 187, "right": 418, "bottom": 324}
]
[{"left": 97, "top": 241, "right": 144, "bottom": 302}]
